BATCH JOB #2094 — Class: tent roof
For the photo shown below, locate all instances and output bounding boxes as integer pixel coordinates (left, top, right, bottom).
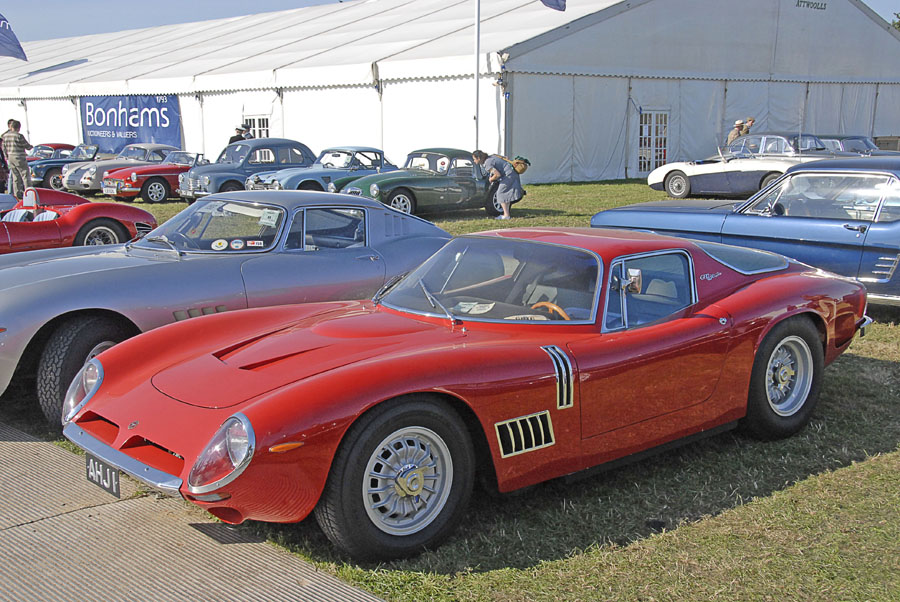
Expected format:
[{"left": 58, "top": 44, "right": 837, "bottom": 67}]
[{"left": 1, "top": 0, "right": 898, "bottom": 99}]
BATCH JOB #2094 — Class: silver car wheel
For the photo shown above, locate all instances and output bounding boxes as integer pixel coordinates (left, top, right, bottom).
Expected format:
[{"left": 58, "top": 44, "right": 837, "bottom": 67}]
[
  {"left": 765, "top": 335, "right": 813, "bottom": 417},
  {"left": 146, "top": 181, "right": 167, "bottom": 202},
  {"left": 83, "top": 225, "right": 120, "bottom": 245},
  {"left": 363, "top": 426, "right": 453, "bottom": 536},
  {"left": 389, "top": 193, "right": 413, "bottom": 214},
  {"left": 48, "top": 170, "right": 64, "bottom": 191}
]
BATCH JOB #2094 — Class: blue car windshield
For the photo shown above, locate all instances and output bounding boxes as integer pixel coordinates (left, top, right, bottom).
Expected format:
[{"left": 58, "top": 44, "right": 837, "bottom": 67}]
[
  {"left": 69, "top": 145, "right": 98, "bottom": 160},
  {"left": 382, "top": 237, "right": 600, "bottom": 323},
  {"left": 217, "top": 144, "right": 250, "bottom": 164},
  {"left": 137, "top": 199, "right": 285, "bottom": 253},
  {"left": 316, "top": 149, "right": 354, "bottom": 168}
]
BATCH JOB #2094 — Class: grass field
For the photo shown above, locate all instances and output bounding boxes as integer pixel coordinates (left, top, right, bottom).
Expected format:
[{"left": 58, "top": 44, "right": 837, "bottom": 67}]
[{"left": 7, "top": 182, "right": 900, "bottom": 600}]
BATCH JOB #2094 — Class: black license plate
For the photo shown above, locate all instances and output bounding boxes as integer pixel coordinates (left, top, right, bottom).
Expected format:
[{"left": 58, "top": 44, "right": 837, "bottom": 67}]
[{"left": 85, "top": 453, "right": 121, "bottom": 498}]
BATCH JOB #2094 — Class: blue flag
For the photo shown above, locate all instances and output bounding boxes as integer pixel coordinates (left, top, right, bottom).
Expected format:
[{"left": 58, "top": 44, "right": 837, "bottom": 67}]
[
  {"left": 540, "top": 0, "right": 566, "bottom": 10},
  {"left": 0, "top": 13, "right": 26, "bottom": 61}
]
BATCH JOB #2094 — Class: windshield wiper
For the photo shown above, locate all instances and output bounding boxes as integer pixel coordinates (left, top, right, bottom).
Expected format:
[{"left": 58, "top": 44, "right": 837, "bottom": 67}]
[
  {"left": 373, "top": 272, "right": 407, "bottom": 305},
  {"left": 418, "top": 280, "right": 456, "bottom": 325},
  {"left": 142, "top": 235, "right": 183, "bottom": 257}
]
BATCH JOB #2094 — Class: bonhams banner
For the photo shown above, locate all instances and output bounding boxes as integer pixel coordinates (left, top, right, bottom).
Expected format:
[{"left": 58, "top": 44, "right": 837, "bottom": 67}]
[{"left": 80, "top": 95, "right": 182, "bottom": 154}]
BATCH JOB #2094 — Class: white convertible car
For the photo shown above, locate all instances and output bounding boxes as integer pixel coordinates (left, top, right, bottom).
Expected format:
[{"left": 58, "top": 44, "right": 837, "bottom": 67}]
[{"left": 650, "top": 132, "right": 843, "bottom": 198}]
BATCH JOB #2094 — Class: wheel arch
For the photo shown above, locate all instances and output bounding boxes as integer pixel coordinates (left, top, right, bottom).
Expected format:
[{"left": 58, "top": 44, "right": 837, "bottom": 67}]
[{"left": 754, "top": 310, "right": 826, "bottom": 359}]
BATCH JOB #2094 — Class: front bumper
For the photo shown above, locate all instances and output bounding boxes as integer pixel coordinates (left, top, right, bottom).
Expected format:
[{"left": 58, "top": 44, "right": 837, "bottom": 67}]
[{"left": 177, "top": 189, "right": 210, "bottom": 199}]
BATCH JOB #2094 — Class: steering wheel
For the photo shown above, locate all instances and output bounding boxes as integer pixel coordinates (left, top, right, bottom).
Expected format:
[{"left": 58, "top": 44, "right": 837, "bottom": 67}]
[
  {"left": 531, "top": 301, "right": 571, "bottom": 321},
  {"left": 169, "top": 232, "right": 199, "bottom": 249},
  {"left": 323, "top": 162, "right": 335, "bottom": 168}
]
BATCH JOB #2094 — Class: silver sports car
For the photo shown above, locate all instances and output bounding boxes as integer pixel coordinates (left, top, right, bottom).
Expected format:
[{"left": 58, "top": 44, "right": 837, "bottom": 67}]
[{"left": 0, "top": 191, "right": 451, "bottom": 422}]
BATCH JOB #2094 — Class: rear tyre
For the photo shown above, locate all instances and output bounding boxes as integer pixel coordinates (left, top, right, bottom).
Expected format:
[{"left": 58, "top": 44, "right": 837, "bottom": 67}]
[
  {"left": 36, "top": 317, "right": 130, "bottom": 424},
  {"left": 298, "top": 181, "right": 323, "bottom": 191},
  {"left": 45, "top": 168, "right": 64, "bottom": 191},
  {"left": 74, "top": 219, "right": 129, "bottom": 246},
  {"left": 741, "top": 316, "right": 823, "bottom": 440},
  {"left": 141, "top": 177, "right": 170, "bottom": 203},
  {"left": 314, "top": 397, "right": 474, "bottom": 560},
  {"left": 387, "top": 189, "right": 416, "bottom": 214},
  {"left": 219, "top": 182, "right": 243, "bottom": 193},
  {"left": 760, "top": 172, "right": 781, "bottom": 191},
  {"left": 484, "top": 193, "right": 503, "bottom": 216},
  {"left": 664, "top": 171, "right": 690, "bottom": 198}
]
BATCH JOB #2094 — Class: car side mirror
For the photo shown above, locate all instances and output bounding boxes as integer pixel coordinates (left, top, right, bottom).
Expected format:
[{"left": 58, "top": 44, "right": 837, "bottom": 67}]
[{"left": 625, "top": 268, "right": 642, "bottom": 294}]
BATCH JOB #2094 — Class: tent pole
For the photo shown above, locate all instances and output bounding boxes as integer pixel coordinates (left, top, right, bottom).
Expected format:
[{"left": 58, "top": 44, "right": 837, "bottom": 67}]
[{"left": 474, "top": 0, "right": 480, "bottom": 149}]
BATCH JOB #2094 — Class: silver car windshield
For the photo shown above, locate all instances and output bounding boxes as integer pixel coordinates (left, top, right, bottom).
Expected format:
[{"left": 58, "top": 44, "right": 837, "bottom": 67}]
[
  {"left": 69, "top": 145, "right": 97, "bottom": 160},
  {"left": 381, "top": 237, "right": 600, "bottom": 323},
  {"left": 136, "top": 199, "right": 285, "bottom": 253},
  {"left": 164, "top": 151, "right": 198, "bottom": 166}
]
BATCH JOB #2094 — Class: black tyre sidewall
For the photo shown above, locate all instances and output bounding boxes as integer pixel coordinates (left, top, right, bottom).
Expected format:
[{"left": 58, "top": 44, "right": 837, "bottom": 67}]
[
  {"left": 315, "top": 398, "right": 474, "bottom": 560},
  {"left": 665, "top": 171, "right": 690, "bottom": 198},
  {"left": 742, "top": 316, "right": 824, "bottom": 440},
  {"left": 141, "top": 177, "right": 170, "bottom": 203},
  {"left": 298, "top": 181, "right": 323, "bottom": 191},
  {"left": 36, "top": 317, "right": 129, "bottom": 424},
  {"left": 74, "top": 219, "right": 129, "bottom": 246},
  {"left": 45, "top": 167, "right": 64, "bottom": 191},
  {"left": 760, "top": 173, "right": 781, "bottom": 190},
  {"left": 388, "top": 189, "right": 416, "bottom": 214},
  {"left": 220, "top": 182, "right": 243, "bottom": 193}
]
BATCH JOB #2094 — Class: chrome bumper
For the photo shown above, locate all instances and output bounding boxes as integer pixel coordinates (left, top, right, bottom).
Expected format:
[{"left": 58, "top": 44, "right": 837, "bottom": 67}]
[
  {"left": 63, "top": 422, "right": 183, "bottom": 495},
  {"left": 858, "top": 315, "right": 874, "bottom": 337}
]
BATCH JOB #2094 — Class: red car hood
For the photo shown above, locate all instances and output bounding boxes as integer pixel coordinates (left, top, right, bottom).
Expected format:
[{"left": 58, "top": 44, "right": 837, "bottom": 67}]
[{"left": 150, "top": 307, "right": 455, "bottom": 408}]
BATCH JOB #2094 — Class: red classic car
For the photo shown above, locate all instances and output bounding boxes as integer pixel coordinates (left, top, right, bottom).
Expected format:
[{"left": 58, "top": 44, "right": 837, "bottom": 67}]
[
  {"left": 63, "top": 228, "right": 869, "bottom": 560},
  {"left": 101, "top": 151, "right": 207, "bottom": 202},
  {"left": 1, "top": 187, "right": 157, "bottom": 253},
  {"left": 27, "top": 143, "right": 75, "bottom": 162}
]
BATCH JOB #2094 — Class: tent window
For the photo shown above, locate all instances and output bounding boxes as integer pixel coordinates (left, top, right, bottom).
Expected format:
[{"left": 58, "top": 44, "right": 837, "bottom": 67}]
[
  {"left": 244, "top": 116, "right": 270, "bottom": 139},
  {"left": 638, "top": 111, "right": 668, "bottom": 174}
]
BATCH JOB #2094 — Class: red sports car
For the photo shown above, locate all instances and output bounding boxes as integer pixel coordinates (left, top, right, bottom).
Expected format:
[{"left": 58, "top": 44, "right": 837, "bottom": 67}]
[
  {"left": 1, "top": 187, "right": 157, "bottom": 253},
  {"left": 27, "top": 143, "right": 75, "bottom": 162},
  {"left": 63, "top": 228, "right": 869, "bottom": 560},
  {"left": 101, "top": 151, "right": 207, "bottom": 203}
]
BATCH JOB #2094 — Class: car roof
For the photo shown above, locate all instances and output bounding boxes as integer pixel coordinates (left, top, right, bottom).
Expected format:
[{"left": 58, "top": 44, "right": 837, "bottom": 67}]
[
  {"left": 122, "top": 143, "right": 179, "bottom": 150},
  {"left": 785, "top": 156, "right": 900, "bottom": 175},
  {"left": 202, "top": 189, "right": 409, "bottom": 212},
  {"left": 410, "top": 148, "right": 471, "bottom": 158},
  {"left": 227, "top": 138, "right": 308, "bottom": 148},
  {"left": 816, "top": 134, "right": 870, "bottom": 140},
  {"left": 473, "top": 227, "right": 702, "bottom": 263},
  {"left": 322, "top": 146, "right": 383, "bottom": 153}
]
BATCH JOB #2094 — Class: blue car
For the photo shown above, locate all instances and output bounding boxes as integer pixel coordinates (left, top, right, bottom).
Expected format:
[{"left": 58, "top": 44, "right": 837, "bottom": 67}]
[
  {"left": 592, "top": 157, "right": 900, "bottom": 305},
  {"left": 177, "top": 138, "right": 316, "bottom": 200},
  {"left": 245, "top": 146, "right": 398, "bottom": 192},
  {"left": 29, "top": 144, "right": 111, "bottom": 191}
]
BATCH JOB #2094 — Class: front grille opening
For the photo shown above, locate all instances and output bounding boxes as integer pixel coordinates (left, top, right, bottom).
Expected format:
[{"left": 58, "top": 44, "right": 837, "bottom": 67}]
[
  {"left": 77, "top": 412, "right": 120, "bottom": 445},
  {"left": 121, "top": 435, "right": 185, "bottom": 475}
]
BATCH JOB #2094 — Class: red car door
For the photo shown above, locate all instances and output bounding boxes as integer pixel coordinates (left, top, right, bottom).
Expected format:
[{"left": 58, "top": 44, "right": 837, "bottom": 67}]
[{"left": 5, "top": 221, "right": 62, "bottom": 252}]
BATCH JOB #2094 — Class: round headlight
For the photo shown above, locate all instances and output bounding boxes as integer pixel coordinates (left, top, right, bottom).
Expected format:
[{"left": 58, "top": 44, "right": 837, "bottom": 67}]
[
  {"left": 201, "top": 176, "right": 210, "bottom": 187},
  {"left": 62, "top": 359, "right": 104, "bottom": 425},
  {"left": 87, "top": 166, "right": 97, "bottom": 176},
  {"left": 187, "top": 414, "right": 256, "bottom": 494},
  {"left": 327, "top": 182, "right": 337, "bottom": 193},
  {"left": 369, "top": 183, "right": 380, "bottom": 197},
  {"left": 130, "top": 172, "right": 138, "bottom": 182},
  {"left": 178, "top": 173, "right": 185, "bottom": 183},
  {"left": 62, "top": 165, "right": 69, "bottom": 174}
]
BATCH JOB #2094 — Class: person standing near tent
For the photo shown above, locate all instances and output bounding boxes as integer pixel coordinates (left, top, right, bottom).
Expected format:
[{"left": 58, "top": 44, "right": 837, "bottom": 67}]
[
  {"left": 741, "top": 117, "right": 755, "bottom": 136},
  {"left": 1, "top": 119, "right": 32, "bottom": 199},
  {"left": 228, "top": 125, "right": 246, "bottom": 144},
  {"left": 725, "top": 120, "right": 744, "bottom": 145},
  {"left": 473, "top": 150, "right": 524, "bottom": 220}
]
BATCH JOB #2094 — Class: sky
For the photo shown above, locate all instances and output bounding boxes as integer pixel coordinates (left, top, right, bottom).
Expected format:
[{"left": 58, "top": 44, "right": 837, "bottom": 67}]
[{"left": 3, "top": 0, "right": 898, "bottom": 42}]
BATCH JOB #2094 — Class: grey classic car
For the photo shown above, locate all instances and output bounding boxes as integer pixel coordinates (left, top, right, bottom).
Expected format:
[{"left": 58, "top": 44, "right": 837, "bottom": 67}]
[
  {"left": 0, "top": 191, "right": 451, "bottom": 423},
  {"left": 178, "top": 138, "right": 317, "bottom": 200},
  {"left": 62, "top": 143, "right": 178, "bottom": 194},
  {"left": 818, "top": 134, "right": 900, "bottom": 156},
  {"left": 245, "top": 146, "right": 398, "bottom": 192}
]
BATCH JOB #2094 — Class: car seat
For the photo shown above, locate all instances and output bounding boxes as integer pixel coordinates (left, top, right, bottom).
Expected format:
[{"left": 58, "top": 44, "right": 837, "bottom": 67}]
[{"left": 2, "top": 209, "right": 33, "bottom": 222}]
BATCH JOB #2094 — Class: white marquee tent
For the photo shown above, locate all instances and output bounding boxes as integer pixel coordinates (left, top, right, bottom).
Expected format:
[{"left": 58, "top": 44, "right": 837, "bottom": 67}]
[{"left": 1, "top": 0, "right": 899, "bottom": 183}]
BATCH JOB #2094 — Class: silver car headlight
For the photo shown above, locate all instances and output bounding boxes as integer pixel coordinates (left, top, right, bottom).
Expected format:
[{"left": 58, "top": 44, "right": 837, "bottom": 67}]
[
  {"left": 187, "top": 413, "right": 255, "bottom": 494},
  {"left": 327, "top": 182, "right": 337, "bottom": 193},
  {"left": 369, "top": 183, "right": 380, "bottom": 197},
  {"left": 62, "top": 165, "right": 69, "bottom": 175},
  {"left": 201, "top": 175, "right": 210, "bottom": 187},
  {"left": 130, "top": 172, "right": 138, "bottom": 182},
  {"left": 178, "top": 173, "right": 185, "bottom": 184},
  {"left": 87, "top": 166, "right": 97, "bottom": 176},
  {"left": 61, "top": 359, "right": 103, "bottom": 425}
]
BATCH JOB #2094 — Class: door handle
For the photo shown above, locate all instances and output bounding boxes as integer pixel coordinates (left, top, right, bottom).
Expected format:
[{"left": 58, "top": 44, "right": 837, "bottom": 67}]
[
  {"left": 356, "top": 254, "right": 380, "bottom": 261},
  {"left": 843, "top": 224, "right": 867, "bottom": 233}
]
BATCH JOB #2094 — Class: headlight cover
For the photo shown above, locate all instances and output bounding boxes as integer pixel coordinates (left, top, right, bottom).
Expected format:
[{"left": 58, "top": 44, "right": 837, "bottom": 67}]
[
  {"left": 61, "top": 359, "right": 104, "bottom": 425},
  {"left": 187, "top": 413, "right": 256, "bottom": 494},
  {"left": 327, "top": 182, "right": 336, "bottom": 193},
  {"left": 201, "top": 175, "right": 210, "bottom": 187},
  {"left": 87, "top": 166, "right": 97, "bottom": 176},
  {"left": 130, "top": 172, "right": 138, "bottom": 182},
  {"left": 369, "top": 183, "right": 380, "bottom": 197}
]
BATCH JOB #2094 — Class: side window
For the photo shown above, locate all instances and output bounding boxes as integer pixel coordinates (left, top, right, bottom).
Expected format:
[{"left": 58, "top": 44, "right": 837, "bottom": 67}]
[
  {"left": 305, "top": 208, "right": 366, "bottom": 249},
  {"left": 773, "top": 174, "right": 889, "bottom": 220},
  {"left": 605, "top": 253, "right": 692, "bottom": 330},
  {"left": 151, "top": 150, "right": 168, "bottom": 161},
  {"left": 877, "top": 180, "right": 900, "bottom": 223},
  {"left": 448, "top": 158, "right": 474, "bottom": 178},
  {"left": 285, "top": 211, "right": 304, "bottom": 250},
  {"left": 742, "top": 136, "right": 762, "bottom": 154},
  {"left": 356, "top": 152, "right": 380, "bottom": 168},
  {"left": 763, "top": 137, "right": 786, "bottom": 154},
  {"left": 280, "top": 147, "right": 308, "bottom": 165},
  {"left": 248, "top": 149, "right": 275, "bottom": 165}
]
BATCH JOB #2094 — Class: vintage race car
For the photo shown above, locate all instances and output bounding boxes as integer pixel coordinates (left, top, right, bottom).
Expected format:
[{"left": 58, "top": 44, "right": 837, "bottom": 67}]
[
  {"left": 593, "top": 156, "right": 900, "bottom": 305},
  {"left": 62, "top": 143, "right": 178, "bottom": 194},
  {"left": 27, "top": 143, "right": 75, "bottom": 162},
  {"left": 62, "top": 227, "right": 868, "bottom": 560},
  {"left": 1, "top": 187, "right": 156, "bottom": 253},
  {"left": 650, "top": 132, "right": 844, "bottom": 198},
  {"left": 102, "top": 151, "right": 207, "bottom": 202},
  {"left": 245, "top": 146, "right": 398, "bottom": 192},
  {"left": 338, "top": 148, "right": 515, "bottom": 216},
  {"left": 29, "top": 144, "right": 112, "bottom": 191},
  {"left": 0, "top": 191, "right": 450, "bottom": 423}
]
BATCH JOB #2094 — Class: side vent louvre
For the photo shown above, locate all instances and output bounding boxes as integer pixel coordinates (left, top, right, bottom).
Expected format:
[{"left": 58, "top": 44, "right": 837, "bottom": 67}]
[
  {"left": 495, "top": 411, "right": 554, "bottom": 458},
  {"left": 542, "top": 345, "right": 574, "bottom": 409}
]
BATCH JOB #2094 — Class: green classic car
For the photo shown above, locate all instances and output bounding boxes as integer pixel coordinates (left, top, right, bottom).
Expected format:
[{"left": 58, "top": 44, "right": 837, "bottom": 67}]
[{"left": 331, "top": 148, "right": 515, "bottom": 216}]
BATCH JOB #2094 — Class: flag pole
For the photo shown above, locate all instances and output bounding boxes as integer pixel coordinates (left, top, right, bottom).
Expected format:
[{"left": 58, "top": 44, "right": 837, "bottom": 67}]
[{"left": 474, "top": 0, "right": 480, "bottom": 149}]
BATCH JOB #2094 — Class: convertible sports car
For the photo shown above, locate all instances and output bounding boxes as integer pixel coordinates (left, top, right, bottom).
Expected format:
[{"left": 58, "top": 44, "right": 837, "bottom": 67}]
[
  {"left": 650, "top": 132, "right": 841, "bottom": 198},
  {"left": 0, "top": 191, "right": 450, "bottom": 423},
  {"left": 29, "top": 144, "right": 112, "bottom": 191},
  {"left": 101, "top": 151, "right": 207, "bottom": 202},
  {"left": 339, "top": 148, "right": 514, "bottom": 216},
  {"left": 245, "top": 146, "right": 398, "bottom": 192},
  {"left": 27, "top": 143, "right": 75, "bottom": 162},
  {"left": 592, "top": 157, "right": 900, "bottom": 305},
  {"left": 62, "top": 143, "right": 178, "bottom": 194},
  {"left": 1, "top": 187, "right": 156, "bottom": 253},
  {"left": 62, "top": 227, "right": 868, "bottom": 560}
]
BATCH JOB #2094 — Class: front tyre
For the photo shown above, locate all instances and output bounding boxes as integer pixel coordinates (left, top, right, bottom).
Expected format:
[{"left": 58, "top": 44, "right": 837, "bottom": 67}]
[
  {"left": 386, "top": 189, "right": 416, "bottom": 214},
  {"left": 36, "top": 316, "right": 130, "bottom": 424},
  {"left": 45, "top": 167, "right": 64, "bottom": 191},
  {"left": 760, "top": 172, "right": 781, "bottom": 191},
  {"left": 664, "top": 171, "right": 691, "bottom": 198},
  {"left": 741, "top": 316, "right": 823, "bottom": 440},
  {"left": 141, "top": 177, "right": 170, "bottom": 203},
  {"left": 74, "top": 219, "right": 129, "bottom": 246},
  {"left": 315, "top": 397, "right": 474, "bottom": 560}
]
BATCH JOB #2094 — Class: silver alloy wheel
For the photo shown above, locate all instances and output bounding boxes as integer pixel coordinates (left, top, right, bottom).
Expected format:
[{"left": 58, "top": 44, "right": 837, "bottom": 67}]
[
  {"left": 389, "top": 193, "right": 413, "bottom": 213},
  {"left": 83, "top": 225, "right": 120, "bottom": 245},
  {"left": 146, "top": 181, "right": 167, "bottom": 202},
  {"left": 765, "top": 335, "right": 813, "bottom": 416},
  {"left": 492, "top": 195, "right": 503, "bottom": 213},
  {"left": 667, "top": 174, "right": 687, "bottom": 196},
  {"left": 48, "top": 172, "right": 64, "bottom": 190},
  {"left": 363, "top": 426, "right": 453, "bottom": 536}
]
